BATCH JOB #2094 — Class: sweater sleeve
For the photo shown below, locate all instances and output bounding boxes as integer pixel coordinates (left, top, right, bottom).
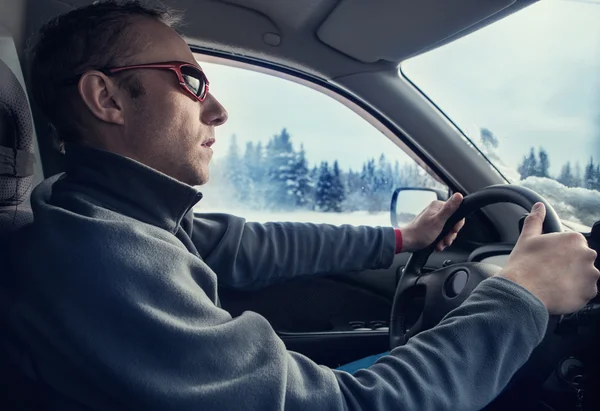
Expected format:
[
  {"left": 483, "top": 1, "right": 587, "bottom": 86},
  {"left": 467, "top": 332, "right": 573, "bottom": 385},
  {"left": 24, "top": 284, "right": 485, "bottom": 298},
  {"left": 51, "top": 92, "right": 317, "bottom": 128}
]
[
  {"left": 13, "top": 207, "right": 548, "bottom": 411},
  {"left": 333, "top": 277, "right": 549, "bottom": 410},
  {"left": 192, "top": 213, "right": 397, "bottom": 289}
]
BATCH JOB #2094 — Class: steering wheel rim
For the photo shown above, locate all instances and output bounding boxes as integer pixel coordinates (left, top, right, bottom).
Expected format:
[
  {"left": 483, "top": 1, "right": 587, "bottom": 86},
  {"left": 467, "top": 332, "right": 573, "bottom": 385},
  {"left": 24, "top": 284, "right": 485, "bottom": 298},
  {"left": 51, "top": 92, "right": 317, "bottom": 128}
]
[{"left": 389, "top": 184, "right": 563, "bottom": 349}]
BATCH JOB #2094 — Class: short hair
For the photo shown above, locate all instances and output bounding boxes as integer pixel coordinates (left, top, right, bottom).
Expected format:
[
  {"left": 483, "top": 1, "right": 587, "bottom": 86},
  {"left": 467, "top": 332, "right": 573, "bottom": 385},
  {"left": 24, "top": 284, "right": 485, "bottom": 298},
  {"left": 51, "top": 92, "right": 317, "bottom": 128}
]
[{"left": 28, "top": 0, "right": 182, "bottom": 150}]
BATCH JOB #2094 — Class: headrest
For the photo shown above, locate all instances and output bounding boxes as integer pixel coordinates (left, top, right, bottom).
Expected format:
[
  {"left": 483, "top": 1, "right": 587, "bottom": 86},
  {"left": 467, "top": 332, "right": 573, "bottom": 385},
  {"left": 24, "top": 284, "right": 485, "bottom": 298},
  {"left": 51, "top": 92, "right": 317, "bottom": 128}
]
[{"left": 0, "top": 59, "right": 36, "bottom": 206}]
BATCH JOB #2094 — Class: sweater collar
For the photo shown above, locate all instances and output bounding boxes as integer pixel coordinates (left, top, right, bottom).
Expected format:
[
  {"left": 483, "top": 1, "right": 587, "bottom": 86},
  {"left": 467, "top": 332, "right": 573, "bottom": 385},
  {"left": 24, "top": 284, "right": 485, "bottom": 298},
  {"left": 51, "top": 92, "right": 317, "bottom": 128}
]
[{"left": 63, "top": 144, "right": 202, "bottom": 233}]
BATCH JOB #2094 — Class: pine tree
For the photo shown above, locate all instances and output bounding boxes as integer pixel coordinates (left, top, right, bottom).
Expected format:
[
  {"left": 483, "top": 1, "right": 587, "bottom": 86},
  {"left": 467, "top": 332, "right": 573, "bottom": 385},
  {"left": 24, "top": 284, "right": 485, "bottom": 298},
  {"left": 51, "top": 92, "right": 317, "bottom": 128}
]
[
  {"left": 526, "top": 148, "right": 538, "bottom": 178},
  {"left": 558, "top": 162, "right": 574, "bottom": 187},
  {"left": 310, "top": 166, "right": 319, "bottom": 184},
  {"left": 309, "top": 165, "right": 319, "bottom": 209},
  {"left": 265, "top": 128, "right": 297, "bottom": 210},
  {"left": 245, "top": 142, "right": 265, "bottom": 181},
  {"left": 518, "top": 148, "right": 538, "bottom": 180},
  {"left": 242, "top": 141, "right": 267, "bottom": 208},
  {"left": 374, "top": 154, "right": 394, "bottom": 209},
  {"left": 517, "top": 155, "right": 528, "bottom": 180},
  {"left": 315, "top": 162, "right": 334, "bottom": 212},
  {"left": 225, "top": 134, "right": 241, "bottom": 175},
  {"left": 329, "top": 160, "right": 345, "bottom": 212},
  {"left": 290, "top": 144, "right": 312, "bottom": 208},
  {"left": 584, "top": 158, "right": 596, "bottom": 190},
  {"left": 393, "top": 161, "right": 401, "bottom": 188},
  {"left": 224, "top": 134, "right": 250, "bottom": 201},
  {"left": 537, "top": 148, "right": 550, "bottom": 178},
  {"left": 241, "top": 142, "right": 255, "bottom": 202},
  {"left": 360, "top": 159, "right": 379, "bottom": 212},
  {"left": 344, "top": 169, "right": 363, "bottom": 211}
]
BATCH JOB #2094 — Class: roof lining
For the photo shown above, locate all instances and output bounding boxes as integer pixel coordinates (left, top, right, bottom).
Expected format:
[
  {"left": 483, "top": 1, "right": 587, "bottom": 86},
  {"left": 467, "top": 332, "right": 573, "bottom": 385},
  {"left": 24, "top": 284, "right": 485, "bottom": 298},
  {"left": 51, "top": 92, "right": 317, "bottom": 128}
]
[{"left": 316, "top": 0, "right": 520, "bottom": 63}]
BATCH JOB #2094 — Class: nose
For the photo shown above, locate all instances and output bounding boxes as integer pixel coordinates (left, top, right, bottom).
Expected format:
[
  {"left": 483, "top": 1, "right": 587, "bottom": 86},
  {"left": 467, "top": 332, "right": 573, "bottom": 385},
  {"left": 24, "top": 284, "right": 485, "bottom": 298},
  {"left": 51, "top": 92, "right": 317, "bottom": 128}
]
[{"left": 201, "top": 93, "right": 228, "bottom": 126}]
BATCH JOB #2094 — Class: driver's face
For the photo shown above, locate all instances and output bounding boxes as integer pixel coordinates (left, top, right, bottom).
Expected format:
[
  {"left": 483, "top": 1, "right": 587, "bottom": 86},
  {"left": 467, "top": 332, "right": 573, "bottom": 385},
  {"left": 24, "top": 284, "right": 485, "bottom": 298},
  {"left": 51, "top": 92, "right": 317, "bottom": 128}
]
[{"left": 113, "top": 17, "right": 228, "bottom": 186}]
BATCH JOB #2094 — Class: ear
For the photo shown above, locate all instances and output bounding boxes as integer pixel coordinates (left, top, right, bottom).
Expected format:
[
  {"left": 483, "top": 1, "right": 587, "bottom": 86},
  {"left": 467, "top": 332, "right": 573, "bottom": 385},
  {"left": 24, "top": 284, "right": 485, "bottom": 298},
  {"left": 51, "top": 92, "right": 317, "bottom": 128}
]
[{"left": 78, "top": 71, "right": 125, "bottom": 125}]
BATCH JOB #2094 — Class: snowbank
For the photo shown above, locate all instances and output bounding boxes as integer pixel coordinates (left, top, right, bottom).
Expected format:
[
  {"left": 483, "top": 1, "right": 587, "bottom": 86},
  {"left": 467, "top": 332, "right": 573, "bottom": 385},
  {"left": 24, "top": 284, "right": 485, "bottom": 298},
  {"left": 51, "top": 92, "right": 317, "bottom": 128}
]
[{"left": 519, "top": 177, "right": 600, "bottom": 228}]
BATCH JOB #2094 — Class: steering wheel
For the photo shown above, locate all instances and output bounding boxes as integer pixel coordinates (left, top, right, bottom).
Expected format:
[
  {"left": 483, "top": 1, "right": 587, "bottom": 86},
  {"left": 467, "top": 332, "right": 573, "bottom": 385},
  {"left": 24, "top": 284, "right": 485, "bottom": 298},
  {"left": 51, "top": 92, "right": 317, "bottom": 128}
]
[{"left": 389, "top": 184, "right": 563, "bottom": 348}]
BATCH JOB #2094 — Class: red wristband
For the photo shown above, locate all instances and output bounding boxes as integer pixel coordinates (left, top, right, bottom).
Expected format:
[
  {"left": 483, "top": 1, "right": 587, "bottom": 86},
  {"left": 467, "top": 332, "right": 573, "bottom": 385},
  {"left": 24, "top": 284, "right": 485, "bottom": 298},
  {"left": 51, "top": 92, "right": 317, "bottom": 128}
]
[{"left": 394, "top": 228, "right": 403, "bottom": 254}]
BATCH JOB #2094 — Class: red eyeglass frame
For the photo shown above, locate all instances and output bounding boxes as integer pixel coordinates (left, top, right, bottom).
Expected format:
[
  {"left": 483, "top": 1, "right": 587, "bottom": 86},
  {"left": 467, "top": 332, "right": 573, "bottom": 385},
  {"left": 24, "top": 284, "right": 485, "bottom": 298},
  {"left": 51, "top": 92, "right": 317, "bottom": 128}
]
[{"left": 101, "top": 61, "right": 209, "bottom": 102}]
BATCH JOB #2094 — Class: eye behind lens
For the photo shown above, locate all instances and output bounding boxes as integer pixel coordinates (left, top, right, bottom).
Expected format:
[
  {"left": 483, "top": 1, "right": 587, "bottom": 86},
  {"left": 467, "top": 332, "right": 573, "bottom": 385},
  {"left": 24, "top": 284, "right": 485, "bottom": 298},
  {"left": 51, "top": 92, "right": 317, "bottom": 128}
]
[{"left": 181, "top": 66, "right": 204, "bottom": 95}]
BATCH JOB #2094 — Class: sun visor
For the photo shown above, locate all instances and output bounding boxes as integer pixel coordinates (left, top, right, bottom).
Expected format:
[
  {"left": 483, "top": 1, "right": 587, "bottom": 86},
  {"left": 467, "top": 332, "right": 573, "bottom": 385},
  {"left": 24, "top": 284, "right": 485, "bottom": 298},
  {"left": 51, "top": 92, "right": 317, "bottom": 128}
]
[{"left": 317, "top": 0, "right": 516, "bottom": 63}]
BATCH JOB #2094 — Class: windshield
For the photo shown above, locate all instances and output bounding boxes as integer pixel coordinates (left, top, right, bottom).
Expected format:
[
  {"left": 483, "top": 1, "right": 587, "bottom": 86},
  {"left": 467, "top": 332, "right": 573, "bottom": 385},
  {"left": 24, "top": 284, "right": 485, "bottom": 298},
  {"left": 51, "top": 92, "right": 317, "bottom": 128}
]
[{"left": 402, "top": 0, "right": 600, "bottom": 228}]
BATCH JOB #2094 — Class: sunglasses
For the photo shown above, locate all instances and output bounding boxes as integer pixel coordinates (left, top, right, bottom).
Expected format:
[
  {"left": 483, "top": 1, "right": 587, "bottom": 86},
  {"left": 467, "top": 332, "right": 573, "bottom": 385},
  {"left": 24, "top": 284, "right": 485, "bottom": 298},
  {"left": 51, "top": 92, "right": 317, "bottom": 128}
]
[{"left": 63, "top": 61, "right": 209, "bottom": 102}]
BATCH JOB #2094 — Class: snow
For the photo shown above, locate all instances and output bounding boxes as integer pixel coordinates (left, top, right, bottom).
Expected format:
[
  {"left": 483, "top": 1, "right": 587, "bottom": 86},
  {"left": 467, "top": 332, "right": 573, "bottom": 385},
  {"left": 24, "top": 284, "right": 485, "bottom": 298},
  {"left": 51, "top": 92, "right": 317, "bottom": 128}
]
[
  {"left": 193, "top": 207, "right": 407, "bottom": 227},
  {"left": 197, "top": 178, "right": 600, "bottom": 231},
  {"left": 519, "top": 177, "right": 600, "bottom": 228}
]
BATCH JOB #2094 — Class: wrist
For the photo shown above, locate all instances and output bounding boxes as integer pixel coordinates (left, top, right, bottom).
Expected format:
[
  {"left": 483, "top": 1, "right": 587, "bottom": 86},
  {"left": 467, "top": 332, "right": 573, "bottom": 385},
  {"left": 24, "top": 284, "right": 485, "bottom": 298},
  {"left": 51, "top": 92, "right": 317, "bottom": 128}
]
[
  {"left": 398, "top": 226, "right": 418, "bottom": 253},
  {"left": 394, "top": 228, "right": 403, "bottom": 253},
  {"left": 497, "top": 270, "right": 549, "bottom": 311}
]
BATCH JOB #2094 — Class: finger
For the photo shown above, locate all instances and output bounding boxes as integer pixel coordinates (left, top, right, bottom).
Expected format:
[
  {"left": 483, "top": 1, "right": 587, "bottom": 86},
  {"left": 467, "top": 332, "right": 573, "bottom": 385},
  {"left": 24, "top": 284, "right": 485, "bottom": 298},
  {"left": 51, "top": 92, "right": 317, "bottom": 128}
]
[
  {"left": 439, "top": 233, "right": 454, "bottom": 247},
  {"left": 436, "top": 218, "right": 463, "bottom": 252},
  {"left": 437, "top": 193, "right": 464, "bottom": 221},
  {"left": 437, "top": 233, "right": 457, "bottom": 251},
  {"left": 450, "top": 219, "right": 465, "bottom": 235},
  {"left": 585, "top": 247, "right": 597, "bottom": 263},
  {"left": 520, "top": 203, "right": 546, "bottom": 239},
  {"left": 446, "top": 232, "right": 458, "bottom": 246}
]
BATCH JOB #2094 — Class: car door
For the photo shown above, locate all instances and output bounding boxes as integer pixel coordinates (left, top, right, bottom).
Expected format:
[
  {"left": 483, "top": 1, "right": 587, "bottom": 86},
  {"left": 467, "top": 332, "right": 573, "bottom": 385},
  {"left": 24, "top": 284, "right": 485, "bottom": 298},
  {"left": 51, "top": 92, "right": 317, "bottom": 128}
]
[{"left": 195, "top": 56, "right": 499, "bottom": 367}]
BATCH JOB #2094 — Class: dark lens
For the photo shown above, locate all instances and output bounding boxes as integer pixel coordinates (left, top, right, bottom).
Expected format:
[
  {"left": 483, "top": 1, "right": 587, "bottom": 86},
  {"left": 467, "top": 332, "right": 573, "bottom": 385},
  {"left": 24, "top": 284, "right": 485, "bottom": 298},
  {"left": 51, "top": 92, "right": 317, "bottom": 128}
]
[{"left": 180, "top": 65, "right": 206, "bottom": 98}]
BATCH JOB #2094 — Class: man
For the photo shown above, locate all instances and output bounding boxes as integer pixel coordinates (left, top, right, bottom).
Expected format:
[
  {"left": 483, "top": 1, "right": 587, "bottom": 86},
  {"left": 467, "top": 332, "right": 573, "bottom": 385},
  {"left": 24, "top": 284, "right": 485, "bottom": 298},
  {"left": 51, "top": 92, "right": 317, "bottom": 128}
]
[{"left": 5, "top": 1, "right": 599, "bottom": 410}]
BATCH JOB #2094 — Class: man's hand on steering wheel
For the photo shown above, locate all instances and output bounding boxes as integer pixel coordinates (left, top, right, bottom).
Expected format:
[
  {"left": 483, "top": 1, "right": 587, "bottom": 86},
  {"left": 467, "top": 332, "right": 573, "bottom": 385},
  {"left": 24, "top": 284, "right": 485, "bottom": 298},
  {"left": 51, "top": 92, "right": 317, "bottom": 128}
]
[
  {"left": 392, "top": 186, "right": 600, "bottom": 341},
  {"left": 401, "top": 193, "right": 466, "bottom": 253},
  {"left": 500, "top": 203, "right": 600, "bottom": 314}
]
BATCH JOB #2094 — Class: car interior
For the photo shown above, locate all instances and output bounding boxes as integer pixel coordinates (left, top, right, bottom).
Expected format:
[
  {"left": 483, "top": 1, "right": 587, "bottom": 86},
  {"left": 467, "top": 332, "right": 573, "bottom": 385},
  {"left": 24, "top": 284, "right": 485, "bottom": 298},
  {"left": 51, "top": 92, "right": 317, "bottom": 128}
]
[{"left": 1, "top": 0, "right": 599, "bottom": 410}]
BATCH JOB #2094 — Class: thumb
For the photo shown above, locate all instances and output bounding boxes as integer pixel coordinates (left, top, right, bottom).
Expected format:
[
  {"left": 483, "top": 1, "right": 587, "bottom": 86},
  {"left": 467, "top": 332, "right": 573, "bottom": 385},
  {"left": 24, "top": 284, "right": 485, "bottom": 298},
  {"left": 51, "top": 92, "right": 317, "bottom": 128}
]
[
  {"left": 520, "top": 202, "right": 546, "bottom": 239},
  {"left": 437, "top": 193, "right": 463, "bottom": 221}
]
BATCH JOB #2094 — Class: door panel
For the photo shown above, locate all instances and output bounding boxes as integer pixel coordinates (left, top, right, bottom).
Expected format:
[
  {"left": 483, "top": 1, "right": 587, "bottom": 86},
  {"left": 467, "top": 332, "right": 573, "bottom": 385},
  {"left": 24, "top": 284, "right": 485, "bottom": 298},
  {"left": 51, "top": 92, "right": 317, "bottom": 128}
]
[
  {"left": 220, "top": 276, "right": 392, "bottom": 334},
  {"left": 219, "top": 273, "right": 394, "bottom": 367},
  {"left": 219, "top": 248, "right": 471, "bottom": 366}
]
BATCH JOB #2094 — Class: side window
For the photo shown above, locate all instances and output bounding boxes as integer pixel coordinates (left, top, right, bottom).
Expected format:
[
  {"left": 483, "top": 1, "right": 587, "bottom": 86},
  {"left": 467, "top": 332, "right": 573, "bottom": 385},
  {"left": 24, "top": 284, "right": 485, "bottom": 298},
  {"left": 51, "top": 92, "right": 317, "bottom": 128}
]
[{"left": 196, "top": 59, "right": 447, "bottom": 226}]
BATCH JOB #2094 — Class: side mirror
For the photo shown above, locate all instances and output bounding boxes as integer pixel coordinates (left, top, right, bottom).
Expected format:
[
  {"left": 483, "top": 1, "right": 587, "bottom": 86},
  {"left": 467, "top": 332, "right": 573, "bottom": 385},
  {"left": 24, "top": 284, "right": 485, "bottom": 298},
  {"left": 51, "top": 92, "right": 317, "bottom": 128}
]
[{"left": 390, "top": 187, "right": 449, "bottom": 228}]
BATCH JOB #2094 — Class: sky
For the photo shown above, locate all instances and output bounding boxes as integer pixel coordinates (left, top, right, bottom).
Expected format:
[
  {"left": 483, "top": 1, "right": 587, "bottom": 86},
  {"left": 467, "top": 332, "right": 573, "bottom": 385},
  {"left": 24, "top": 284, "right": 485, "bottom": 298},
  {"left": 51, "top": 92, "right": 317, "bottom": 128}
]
[
  {"left": 403, "top": 0, "right": 600, "bottom": 176},
  {"left": 200, "top": 0, "right": 600, "bottom": 179},
  {"left": 199, "top": 61, "right": 409, "bottom": 172}
]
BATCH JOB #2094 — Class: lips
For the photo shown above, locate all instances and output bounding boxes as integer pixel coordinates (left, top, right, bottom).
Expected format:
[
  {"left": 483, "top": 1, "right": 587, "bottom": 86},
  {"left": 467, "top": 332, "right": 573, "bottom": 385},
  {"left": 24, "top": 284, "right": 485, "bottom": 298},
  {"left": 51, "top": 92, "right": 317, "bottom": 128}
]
[{"left": 201, "top": 138, "right": 216, "bottom": 148}]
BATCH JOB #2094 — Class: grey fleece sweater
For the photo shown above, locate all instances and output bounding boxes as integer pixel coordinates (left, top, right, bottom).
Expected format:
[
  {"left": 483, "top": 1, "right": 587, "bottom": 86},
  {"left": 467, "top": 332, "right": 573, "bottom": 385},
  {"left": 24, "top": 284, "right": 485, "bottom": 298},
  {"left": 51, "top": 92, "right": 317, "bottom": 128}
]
[{"left": 6, "top": 145, "right": 549, "bottom": 411}]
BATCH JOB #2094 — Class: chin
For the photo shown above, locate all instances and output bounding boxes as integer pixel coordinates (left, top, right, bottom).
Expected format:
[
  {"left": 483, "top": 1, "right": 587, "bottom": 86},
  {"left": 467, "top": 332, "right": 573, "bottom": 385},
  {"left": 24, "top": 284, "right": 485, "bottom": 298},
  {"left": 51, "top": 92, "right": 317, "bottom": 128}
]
[
  {"left": 190, "top": 166, "right": 210, "bottom": 187},
  {"left": 195, "top": 175, "right": 209, "bottom": 186},
  {"left": 177, "top": 155, "right": 210, "bottom": 186}
]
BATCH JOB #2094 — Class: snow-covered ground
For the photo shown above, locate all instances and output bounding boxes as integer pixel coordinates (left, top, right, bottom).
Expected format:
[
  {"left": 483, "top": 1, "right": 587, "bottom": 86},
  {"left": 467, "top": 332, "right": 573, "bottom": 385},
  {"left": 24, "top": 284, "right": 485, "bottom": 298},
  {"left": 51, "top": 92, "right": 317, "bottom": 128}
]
[
  {"left": 195, "top": 177, "right": 600, "bottom": 229},
  {"left": 193, "top": 207, "right": 405, "bottom": 227}
]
